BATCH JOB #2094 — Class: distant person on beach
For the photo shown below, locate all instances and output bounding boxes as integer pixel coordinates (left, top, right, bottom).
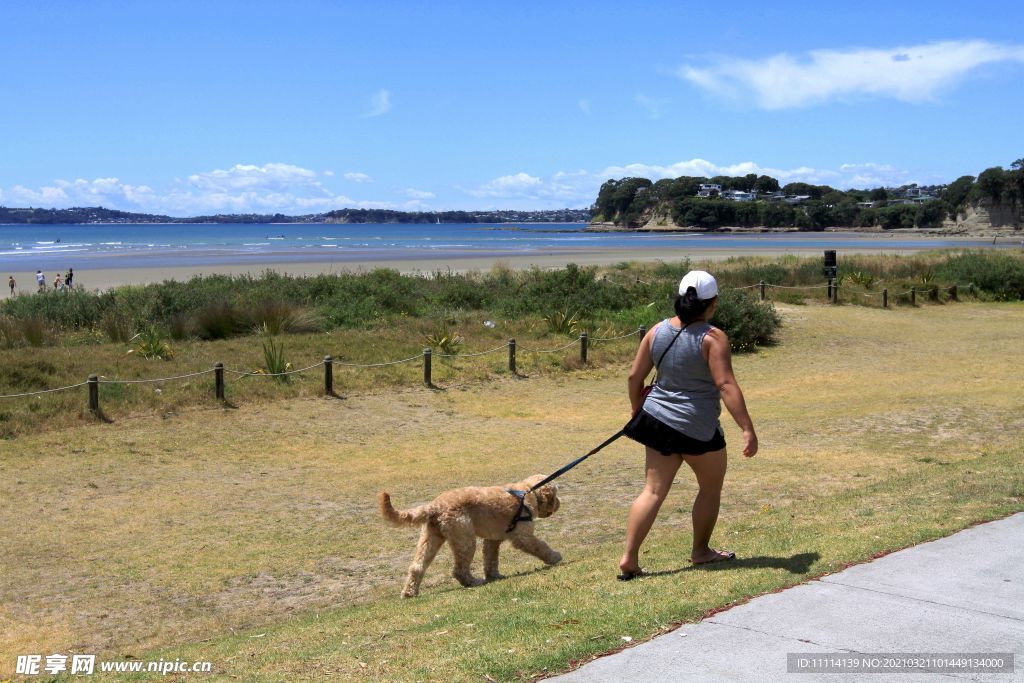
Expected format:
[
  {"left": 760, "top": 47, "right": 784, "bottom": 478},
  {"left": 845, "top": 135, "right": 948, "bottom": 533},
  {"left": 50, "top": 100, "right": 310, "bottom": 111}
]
[
  {"left": 65, "top": 268, "right": 74, "bottom": 290},
  {"left": 618, "top": 270, "right": 758, "bottom": 580},
  {"left": 54, "top": 273, "right": 63, "bottom": 290},
  {"left": 36, "top": 270, "right": 45, "bottom": 293},
  {"left": 8, "top": 275, "right": 14, "bottom": 296}
]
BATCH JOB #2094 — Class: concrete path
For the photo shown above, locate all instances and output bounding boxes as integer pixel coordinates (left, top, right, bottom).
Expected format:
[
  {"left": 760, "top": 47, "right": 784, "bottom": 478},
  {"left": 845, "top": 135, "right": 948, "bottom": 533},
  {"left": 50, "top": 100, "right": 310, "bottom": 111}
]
[{"left": 551, "top": 513, "right": 1023, "bottom": 682}]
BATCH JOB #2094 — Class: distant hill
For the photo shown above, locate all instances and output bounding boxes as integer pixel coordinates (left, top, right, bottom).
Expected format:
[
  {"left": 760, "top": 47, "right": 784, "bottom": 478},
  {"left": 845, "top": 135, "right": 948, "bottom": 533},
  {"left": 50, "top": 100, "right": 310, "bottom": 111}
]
[
  {"left": 589, "top": 161, "right": 1023, "bottom": 234},
  {"left": 0, "top": 206, "right": 591, "bottom": 225}
]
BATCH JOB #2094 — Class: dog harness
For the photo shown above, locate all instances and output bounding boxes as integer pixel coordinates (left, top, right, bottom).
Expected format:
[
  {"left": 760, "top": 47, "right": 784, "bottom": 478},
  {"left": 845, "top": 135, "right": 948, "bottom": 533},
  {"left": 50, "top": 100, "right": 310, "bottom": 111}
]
[
  {"left": 502, "top": 428, "right": 627, "bottom": 533},
  {"left": 503, "top": 489, "right": 534, "bottom": 532}
]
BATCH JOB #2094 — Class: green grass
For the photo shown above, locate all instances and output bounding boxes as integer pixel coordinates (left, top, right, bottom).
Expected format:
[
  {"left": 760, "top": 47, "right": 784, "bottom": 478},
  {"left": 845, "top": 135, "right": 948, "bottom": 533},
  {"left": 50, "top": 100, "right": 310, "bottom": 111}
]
[{"left": 1, "top": 301, "right": 1021, "bottom": 681}]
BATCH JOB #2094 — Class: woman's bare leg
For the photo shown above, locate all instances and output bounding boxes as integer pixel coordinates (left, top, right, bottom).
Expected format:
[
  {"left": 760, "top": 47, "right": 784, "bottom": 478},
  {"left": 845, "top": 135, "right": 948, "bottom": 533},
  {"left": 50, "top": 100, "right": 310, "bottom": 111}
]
[
  {"left": 619, "top": 447, "right": 683, "bottom": 574},
  {"left": 683, "top": 447, "right": 730, "bottom": 563}
]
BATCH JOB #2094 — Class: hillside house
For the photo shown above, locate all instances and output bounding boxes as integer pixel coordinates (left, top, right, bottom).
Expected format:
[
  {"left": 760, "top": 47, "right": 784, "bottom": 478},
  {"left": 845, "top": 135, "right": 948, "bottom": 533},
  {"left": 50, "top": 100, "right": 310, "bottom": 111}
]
[
  {"left": 721, "top": 190, "right": 756, "bottom": 202},
  {"left": 697, "top": 183, "right": 722, "bottom": 198}
]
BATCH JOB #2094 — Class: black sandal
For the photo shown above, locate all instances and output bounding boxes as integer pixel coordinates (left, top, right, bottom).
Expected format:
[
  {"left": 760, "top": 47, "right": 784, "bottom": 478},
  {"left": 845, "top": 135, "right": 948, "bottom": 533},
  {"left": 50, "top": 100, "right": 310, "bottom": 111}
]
[{"left": 617, "top": 568, "right": 647, "bottom": 581}]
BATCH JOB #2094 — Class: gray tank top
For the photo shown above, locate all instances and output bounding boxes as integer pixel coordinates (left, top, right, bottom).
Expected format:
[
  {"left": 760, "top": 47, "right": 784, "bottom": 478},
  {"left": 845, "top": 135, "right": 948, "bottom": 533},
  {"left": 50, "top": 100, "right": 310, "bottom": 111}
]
[{"left": 644, "top": 319, "right": 722, "bottom": 440}]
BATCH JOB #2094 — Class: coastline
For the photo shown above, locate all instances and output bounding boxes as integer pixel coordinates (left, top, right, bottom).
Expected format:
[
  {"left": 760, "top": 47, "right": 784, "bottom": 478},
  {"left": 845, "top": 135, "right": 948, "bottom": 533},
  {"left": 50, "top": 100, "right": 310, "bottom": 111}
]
[{"left": 2, "top": 232, "right": 1007, "bottom": 292}]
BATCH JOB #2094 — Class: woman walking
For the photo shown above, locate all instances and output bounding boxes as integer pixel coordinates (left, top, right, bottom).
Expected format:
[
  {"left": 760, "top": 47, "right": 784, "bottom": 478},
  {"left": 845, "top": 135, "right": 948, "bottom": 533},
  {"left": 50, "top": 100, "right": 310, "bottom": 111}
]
[{"left": 619, "top": 270, "right": 757, "bottom": 580}]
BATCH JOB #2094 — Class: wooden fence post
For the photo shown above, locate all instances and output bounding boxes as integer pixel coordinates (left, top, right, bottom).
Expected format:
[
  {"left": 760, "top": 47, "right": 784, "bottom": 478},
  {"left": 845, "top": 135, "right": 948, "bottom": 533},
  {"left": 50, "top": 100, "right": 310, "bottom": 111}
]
[
  {"left": 88, "top": 374, "right": 99, "bottom": 414},
  {"left": 882, "top": 288, "right": 888, "bottom": 308},
  {"left": 827, "top": 279, "right": 833, "bottom": 301},
  {"left": 638, "top": 325, "right": 647, "bottom": 345},
  {"left": 508, "top": 339, "right": 516, "bottom": 374},
  {"left": 323, "top": 355, "right": 333, "bottom": 395},
  {"left": 911, "top": 287, "right": 916, "bottom": 306},
  {"left": 214, "top": 362, "right": 224, "bottom": 400},
  {"left": 759, "top": 280, "right": 766, "bottom": 301},
  {"left": 580, "top": 332, "right": 588, "bottom": 364},
  {"left": 423, "top": 348, "right": 432, "bottom": 387}
]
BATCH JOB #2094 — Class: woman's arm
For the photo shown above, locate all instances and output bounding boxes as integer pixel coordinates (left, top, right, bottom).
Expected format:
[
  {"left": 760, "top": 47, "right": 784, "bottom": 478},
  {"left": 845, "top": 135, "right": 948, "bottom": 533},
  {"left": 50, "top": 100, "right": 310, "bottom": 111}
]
[
  {"left": 627, "top": 326, "right": 658, "bottom": 414},
  {"left": 705, "top": 328, "right": 758, "bottom": 457}
]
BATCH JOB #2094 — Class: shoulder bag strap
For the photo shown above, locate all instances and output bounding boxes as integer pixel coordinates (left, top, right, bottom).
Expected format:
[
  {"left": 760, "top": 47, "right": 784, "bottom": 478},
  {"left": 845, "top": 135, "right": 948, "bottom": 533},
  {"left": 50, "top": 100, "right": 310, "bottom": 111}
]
[{"left": 652, "top": 321, "right": 689, "bottom": 381}]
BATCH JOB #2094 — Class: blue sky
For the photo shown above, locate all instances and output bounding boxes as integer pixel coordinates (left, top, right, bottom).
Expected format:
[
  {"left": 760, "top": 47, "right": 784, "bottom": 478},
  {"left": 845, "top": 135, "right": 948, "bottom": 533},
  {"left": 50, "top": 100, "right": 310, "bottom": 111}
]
[{"left": 1, "top": 0, "right": 1022, "bottom": 214}]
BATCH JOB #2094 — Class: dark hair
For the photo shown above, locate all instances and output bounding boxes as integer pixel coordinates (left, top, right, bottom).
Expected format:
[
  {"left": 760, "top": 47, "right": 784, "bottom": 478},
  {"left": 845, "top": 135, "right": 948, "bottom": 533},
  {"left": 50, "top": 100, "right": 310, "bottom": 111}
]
[{"left": 674, "top": 286, "right": 716, "bottom": 324}]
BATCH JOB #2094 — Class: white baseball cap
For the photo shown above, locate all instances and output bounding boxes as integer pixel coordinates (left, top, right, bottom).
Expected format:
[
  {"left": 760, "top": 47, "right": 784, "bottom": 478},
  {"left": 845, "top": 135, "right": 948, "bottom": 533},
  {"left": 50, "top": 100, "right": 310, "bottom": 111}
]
[{"left": 678, "top": 270, "right": 718, "bottom": 299}]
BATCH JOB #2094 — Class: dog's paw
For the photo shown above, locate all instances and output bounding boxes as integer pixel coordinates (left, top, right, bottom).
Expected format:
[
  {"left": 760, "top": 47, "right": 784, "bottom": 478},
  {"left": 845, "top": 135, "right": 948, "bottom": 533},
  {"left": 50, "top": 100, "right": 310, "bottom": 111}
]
[
  {"left": 456, "top": 575, "right": 486, "bottom": 588},
  {"left": 485, "top": 572, "right": 506, "bottom": 582},
  {"left": 546, "top": 551, "right": 562, "bottom": 566},
  {"left": 401, "top": 589, "right": 418, "bottom": 599}
]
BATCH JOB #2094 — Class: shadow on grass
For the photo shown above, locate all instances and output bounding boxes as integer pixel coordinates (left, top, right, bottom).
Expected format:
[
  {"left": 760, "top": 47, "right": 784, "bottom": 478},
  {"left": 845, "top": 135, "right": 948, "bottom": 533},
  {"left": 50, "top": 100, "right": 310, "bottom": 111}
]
[
  {"left": 646, "top": 552, "right": 820, "bottom": 577},
  {"left": 427, "top": 560, "right": 571, "bottom": 597}
]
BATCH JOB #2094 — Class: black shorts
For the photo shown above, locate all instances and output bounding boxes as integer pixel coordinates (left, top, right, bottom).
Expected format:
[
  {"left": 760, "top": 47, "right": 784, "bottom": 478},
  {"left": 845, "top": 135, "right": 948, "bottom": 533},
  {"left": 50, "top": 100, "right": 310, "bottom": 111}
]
[{"left": 624, "top": 409, "right": 726, "bottom": 456}]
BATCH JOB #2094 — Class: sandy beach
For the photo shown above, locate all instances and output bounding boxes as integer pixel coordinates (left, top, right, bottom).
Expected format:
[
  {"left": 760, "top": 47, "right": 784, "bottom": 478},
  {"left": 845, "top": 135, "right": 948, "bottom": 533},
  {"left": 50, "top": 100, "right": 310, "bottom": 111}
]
[{"left": 3, "top": 232, "right": 1009, "bottom": 292}]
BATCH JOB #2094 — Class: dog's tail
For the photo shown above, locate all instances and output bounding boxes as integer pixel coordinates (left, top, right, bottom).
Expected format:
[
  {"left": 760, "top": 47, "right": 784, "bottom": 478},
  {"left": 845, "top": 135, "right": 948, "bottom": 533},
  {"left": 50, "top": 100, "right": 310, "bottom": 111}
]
[{"left": 378, "top": 492, "right": 431, "bottom": 526}]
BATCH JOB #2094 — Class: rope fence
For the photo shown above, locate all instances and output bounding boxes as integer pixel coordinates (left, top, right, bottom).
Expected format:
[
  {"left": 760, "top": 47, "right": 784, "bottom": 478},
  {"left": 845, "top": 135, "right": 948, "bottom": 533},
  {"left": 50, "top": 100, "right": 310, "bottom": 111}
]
[
  {"left": 98, "top": 369, "right": 216, "bottom": 384},
  {"left": 0, "top": 277, "right": 973, "bottom": 411},
  {"left": 0, "top": 329, "right": 646, "bottom": 410},
  {"left": 741, "top": 279, "right": 966, "bottom": 307}
]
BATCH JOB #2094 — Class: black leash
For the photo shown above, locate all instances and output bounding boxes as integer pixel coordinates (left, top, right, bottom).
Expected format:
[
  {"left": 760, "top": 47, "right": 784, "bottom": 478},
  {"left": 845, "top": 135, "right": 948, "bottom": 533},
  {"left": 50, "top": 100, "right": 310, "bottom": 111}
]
[
  {"left": 505, "top": 428, "right": 626, "bottom": 532},
  {"left": 503, "top": 321, "right": 694, "bottom": 532}
]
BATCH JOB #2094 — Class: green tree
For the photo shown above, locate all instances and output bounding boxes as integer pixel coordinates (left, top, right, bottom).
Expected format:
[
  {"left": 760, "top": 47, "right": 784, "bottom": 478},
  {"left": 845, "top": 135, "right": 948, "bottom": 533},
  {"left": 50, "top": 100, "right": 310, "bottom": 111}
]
[
  {"left": 782, "top": 182, "right": 825, "bottom": 199},
  {"left": 940, "top": 175, "right": 976, "bottom": 219},
  {"left": 821, "top": 190, "right": 848, "bottom": 206},
  {"left": 976, "top": 166, "right": 1006, "bottom": 201},
  {"left": 754, "top": 175, "right": 780, "bottom": 194}
]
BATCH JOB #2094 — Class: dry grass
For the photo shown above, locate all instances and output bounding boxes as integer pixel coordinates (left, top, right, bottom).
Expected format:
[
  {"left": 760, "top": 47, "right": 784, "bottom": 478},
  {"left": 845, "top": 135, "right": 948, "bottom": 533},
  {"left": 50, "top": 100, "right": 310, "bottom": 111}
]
[
  {"left": 0, "top": 316, "right": 640, "bottom": 438},
  {"left": 0, "top": 302, "right": 1022, "bottom": 680}
]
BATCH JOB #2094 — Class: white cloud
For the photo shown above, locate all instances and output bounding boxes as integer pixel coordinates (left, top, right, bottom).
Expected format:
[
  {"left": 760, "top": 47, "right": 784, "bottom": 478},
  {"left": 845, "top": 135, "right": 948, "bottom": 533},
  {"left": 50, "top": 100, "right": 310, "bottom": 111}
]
[
  {"left": 186, "top": 163, "right": 317, "bottom": 192},
  {"left": 0, "top": 163, "right": 394, "bottom": 215},
  {"left": 362, "top": 89, "right": 392, "bottom": 118},
  {"left": 578, "top": 98, "right": 592, "bottom": 115},
  {"left": 634, "top": 93, "right": 664, "bottom": 119},
  {"left": 678, "top": 40, "right": 1024, "bottom": 109},
  {"left": 0, "top": 177, "right": 157, "bottom": 210},
  {"left": 599, "top": 159, "right": 839, "bottom": 184},
  {"left": 343, "top": 172, "right": 373, "bottom": 183},
  {"left": 402, "top": 188, "right": 435, "bottom": 199},
  {"left": 467, "top": 172, "right": 544, "bottom": 198}
]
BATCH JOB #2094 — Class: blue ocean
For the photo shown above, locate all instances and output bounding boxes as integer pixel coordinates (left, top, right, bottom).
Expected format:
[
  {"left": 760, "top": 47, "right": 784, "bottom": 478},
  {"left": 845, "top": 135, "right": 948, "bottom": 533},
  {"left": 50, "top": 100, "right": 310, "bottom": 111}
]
[{"left": 0, "top": 222, "right": 1010, "bottom": 271}]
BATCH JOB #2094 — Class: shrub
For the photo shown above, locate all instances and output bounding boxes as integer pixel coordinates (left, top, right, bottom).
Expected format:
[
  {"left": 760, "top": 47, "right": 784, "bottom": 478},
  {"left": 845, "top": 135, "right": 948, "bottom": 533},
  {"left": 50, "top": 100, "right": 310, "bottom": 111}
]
[
  {"left": 424, "top": 324, "right": 465, "bottom": 355},
  {"left": 132, "top": 327, "right": 174, "bottom": 360},
  {"left": 932, "top": 252, "right": 1024, "bottom": 300},
  {"left": 0, "top": 316, "right": 22, "bottom": 348},
  {"left": 842, "top": 271, "right": 879, "bottom": 289},
  {"left": 195, "top": 302, "right": 247, "bottom": 340},
  {"left": 247, "top": 300, "right": 322, "bottom": 335},
  {"left": 261, "top": 335, "right": 290, "bottom": 382},
  {"left": 19, "top": 316, "right": 51, "bottom": 347},
  {"left": 168, "top": 312, "right": 196, "bottom": 341},
  {"left": 711, "top": 290, "right": 780, "bottom": 352},
  {"left": 544, "top": 309, "right": 581, "bottom": 336},
  {"left": 100, "top": 309, "right": 134, "bottom": 343}
]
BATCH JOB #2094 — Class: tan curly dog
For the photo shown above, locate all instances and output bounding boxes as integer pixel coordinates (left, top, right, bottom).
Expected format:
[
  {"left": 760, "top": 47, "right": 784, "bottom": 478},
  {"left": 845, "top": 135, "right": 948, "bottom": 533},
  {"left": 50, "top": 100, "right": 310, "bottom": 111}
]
[{"left": 378, "top": 474, "right": 562, "bottom": 597}]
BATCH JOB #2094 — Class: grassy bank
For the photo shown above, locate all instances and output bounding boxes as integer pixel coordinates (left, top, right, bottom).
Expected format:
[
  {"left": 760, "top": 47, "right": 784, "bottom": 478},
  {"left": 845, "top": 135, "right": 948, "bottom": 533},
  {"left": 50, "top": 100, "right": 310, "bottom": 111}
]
[
  {"left": 5, "top": 251, "right": 1023, "bottom": 438},
  {"left": 2, "top": 251, "right": 1022, "bottom": 339},
  {"left": 1, "top": 302, "right": 1021, "bottom": 680}
]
